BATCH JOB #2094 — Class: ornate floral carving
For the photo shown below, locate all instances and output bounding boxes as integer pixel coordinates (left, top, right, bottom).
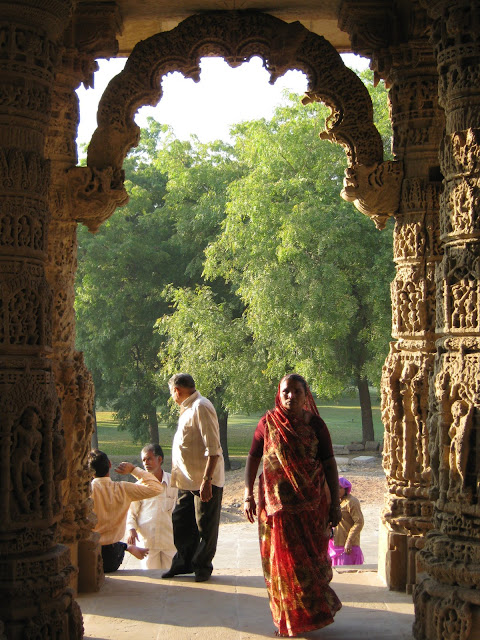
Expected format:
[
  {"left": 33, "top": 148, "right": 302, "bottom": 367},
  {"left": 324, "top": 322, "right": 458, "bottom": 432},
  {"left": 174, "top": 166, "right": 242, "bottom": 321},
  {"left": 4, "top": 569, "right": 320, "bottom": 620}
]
[
  {"left": 0, "top": 149, "right": 49, "bottom": 197},
  {"left": 0, "top": 269, "right": 52, "bottom": 347}
]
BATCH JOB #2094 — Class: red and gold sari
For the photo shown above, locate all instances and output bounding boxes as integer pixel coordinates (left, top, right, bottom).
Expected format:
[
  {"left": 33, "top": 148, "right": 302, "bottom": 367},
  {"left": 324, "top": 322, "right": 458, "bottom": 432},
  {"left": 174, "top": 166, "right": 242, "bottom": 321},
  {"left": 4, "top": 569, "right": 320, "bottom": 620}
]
[{"left": 258, "top": 388, "right": 341, "bottom": 637}]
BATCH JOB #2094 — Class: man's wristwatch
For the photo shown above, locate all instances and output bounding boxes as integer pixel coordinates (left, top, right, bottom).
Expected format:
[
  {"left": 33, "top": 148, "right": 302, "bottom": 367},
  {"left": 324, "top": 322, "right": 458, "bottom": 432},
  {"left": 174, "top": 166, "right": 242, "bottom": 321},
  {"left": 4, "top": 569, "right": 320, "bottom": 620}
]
[{"left": 202, "top": 475, "right": 213, "bottom": 482}]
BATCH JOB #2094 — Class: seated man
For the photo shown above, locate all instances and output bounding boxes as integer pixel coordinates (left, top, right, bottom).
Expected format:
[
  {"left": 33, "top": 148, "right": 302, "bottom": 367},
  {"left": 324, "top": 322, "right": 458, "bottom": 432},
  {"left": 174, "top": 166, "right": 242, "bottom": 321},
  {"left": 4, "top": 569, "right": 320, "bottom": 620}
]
[
  {"left": 89, "top": 449, "right": 163, "bottom": 573},
  {"left": 126, "top": 443, "right": 178, "bottom": 569}
]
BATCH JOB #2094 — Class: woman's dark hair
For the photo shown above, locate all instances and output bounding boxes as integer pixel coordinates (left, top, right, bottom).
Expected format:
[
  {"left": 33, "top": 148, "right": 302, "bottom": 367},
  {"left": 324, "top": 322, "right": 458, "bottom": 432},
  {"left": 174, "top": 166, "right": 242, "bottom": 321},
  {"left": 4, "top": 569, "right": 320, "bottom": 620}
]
[
  {"left": 88, "top": 449, "right": 110, "bottom": 477},
  {"left": 281, "top": 373, "right": 308, "bottom": 392}
]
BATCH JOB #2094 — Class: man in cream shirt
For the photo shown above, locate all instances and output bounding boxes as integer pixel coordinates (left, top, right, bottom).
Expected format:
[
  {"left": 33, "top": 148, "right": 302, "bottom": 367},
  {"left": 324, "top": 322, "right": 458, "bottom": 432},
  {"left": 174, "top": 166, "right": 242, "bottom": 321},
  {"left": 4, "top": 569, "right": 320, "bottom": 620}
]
[
  {"left": 89, "top": 449, "right": 163, "bottom": 572},
  {"left": 162, "top": 373, "right": 224, "bottom": 583}
]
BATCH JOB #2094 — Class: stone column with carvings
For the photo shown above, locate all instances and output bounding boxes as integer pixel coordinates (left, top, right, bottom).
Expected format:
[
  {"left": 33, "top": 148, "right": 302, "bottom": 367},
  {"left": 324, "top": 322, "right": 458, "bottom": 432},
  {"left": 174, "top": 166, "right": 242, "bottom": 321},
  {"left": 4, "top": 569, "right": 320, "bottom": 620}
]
[
  {"left": 414, "top": 1, "right": 480, "bottom": 638},
  {"left": 44, "top": 3, "right": 122, "bottom": 593},
  {"left": 0, "top": 0, "right": 83, "bottom": 637},
  {"left": 339, "top": 0, "right": 444, "bottom": 593}
]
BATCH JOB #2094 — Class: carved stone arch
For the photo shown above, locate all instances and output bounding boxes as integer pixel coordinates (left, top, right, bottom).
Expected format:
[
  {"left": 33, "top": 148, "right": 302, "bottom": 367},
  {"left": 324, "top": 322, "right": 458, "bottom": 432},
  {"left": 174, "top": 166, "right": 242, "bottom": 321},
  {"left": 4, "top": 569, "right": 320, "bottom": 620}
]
[{"left": 83, "top": 10, "right": 402, "bottom": 231}]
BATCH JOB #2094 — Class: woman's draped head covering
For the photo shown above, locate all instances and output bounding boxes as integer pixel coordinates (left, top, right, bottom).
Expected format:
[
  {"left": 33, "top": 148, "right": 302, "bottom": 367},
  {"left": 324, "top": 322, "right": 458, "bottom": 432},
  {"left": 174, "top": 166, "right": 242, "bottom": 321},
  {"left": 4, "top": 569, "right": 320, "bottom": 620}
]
[
  {"left": 275, "top": 373, "right": 320, "bottom": 417},
  {"left": 262, "top": 374, "right": 327, "bottom": 516},
  {"left": 339, "top": 476, "right": 352, "bottom": 494}
]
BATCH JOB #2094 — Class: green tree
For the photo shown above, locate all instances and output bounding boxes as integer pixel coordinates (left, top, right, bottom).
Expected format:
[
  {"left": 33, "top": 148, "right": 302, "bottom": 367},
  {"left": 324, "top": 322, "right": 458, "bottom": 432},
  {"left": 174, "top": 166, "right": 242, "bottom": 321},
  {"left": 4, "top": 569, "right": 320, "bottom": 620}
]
[
  {"left": 152, "top": 137, "right": 247, "bottom": 468},
  {"left": 202, "top": 78, "right": 393, "bottom": 442},
  {"left": 76, "top": 122, "right": 178, "bottom": 443},
  {"left": 157, "top": 285, "right": 268, "bottom": 469},
  {"left": 77, "top": 71, "right": 393, "bottom": 448},
  {"left": 76, "top": 120, "right": 244, "bottom": 447}
]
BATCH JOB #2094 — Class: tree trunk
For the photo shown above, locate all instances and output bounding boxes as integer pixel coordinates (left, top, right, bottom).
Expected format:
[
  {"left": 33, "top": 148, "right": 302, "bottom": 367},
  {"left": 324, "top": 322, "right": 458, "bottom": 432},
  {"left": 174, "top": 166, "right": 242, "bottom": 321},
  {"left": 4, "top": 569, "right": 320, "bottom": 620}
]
[
  {"left": 218, "top": 409, "right": 231, "bottom": 471},
  {"left": 147, "top": 406, "right": 160, "bottom": 445},
  {"left": 357, "top": 377, "right": 375, "bottom": 443},
  {"left": 91, "top": 396, "right": 99, "bottom": 449}
]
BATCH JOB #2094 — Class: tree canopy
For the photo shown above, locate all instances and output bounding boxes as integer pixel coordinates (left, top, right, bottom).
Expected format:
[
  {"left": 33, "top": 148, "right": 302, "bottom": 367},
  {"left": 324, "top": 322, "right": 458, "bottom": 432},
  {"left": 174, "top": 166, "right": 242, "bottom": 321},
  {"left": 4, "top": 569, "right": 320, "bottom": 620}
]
[
  {"left": 75, "top": 69, "right": 394, "bottom": 448},
  {"left": 75, "top": 121, "right": 245, "bottom": 445},
  {"left": 197, "top": 84, "right": 393, "bottom": 440}
]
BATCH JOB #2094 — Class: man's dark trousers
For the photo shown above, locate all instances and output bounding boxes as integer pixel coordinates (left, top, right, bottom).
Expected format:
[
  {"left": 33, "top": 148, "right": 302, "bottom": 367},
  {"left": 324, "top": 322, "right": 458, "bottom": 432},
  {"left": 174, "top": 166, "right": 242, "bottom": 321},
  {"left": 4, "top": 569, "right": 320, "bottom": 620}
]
[{"left": 168, "top": 485, "right": 223, "bottom": 579}]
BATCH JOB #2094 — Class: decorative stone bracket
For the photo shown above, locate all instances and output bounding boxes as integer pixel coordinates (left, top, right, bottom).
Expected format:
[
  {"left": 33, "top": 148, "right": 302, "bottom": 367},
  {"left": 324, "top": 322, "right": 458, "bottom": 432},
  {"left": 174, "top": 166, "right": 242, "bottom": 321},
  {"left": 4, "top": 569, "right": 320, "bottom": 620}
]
[
  {"left": 66, "top": 165, "right": 128, "bottom": 233},
  {"left": 341, "top": 159, "right": 403, "bottom": 229}
]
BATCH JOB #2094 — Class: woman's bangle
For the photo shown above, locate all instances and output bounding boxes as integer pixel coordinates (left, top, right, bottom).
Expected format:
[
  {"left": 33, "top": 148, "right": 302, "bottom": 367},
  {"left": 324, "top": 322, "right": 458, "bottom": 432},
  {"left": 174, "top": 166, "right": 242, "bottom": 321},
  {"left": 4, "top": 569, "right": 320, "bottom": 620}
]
[{"left": 244, "top": 495, "right": 254, "bottom": 502}]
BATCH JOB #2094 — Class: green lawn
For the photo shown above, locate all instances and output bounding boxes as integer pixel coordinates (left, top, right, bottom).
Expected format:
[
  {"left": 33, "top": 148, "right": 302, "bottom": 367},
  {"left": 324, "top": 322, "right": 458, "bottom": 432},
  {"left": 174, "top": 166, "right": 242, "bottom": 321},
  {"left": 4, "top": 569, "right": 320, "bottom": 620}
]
[
  {"left": 96, "top": 412, "right": 174, "bottom": 457},
  {"left": 96, "top": 396, "right": 383, "bottom": 461}
]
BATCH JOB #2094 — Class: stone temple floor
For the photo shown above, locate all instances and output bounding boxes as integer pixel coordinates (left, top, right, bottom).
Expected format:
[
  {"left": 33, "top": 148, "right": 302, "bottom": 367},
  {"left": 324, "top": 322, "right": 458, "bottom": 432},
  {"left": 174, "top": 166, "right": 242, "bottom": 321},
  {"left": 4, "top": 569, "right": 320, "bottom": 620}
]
[{"left": 78, "top": 517, "right": 415, "bottom": 640}]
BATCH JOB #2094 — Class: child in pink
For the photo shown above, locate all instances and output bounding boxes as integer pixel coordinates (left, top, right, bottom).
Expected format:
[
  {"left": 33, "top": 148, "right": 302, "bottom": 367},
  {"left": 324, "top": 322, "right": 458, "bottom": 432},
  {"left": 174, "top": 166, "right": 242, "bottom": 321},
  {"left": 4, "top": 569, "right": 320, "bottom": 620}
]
[{"left": 328, "top": 476, "right": 364, "bottom": 565}]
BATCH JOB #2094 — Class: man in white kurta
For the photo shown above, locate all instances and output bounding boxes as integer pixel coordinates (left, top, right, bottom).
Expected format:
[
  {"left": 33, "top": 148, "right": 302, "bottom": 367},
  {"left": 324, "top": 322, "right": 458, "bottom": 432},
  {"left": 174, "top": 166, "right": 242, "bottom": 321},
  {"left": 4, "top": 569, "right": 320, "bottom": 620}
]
[{"left": 126, "top": 444, "right": 178, "bottom": 569}]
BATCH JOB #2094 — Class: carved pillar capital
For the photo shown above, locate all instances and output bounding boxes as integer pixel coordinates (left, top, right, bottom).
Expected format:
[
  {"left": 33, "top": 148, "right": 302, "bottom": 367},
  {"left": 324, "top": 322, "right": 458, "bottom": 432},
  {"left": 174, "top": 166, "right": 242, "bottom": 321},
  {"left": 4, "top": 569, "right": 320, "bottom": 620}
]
[
  {"left": 71, "top": 1, "right": 121, "bottom": 58},
  {"left": 338, "top": 0, "right": 393, "bottom": 58},
  {"left": 64, "top": 1, "right": 122, "bottom": 89}
]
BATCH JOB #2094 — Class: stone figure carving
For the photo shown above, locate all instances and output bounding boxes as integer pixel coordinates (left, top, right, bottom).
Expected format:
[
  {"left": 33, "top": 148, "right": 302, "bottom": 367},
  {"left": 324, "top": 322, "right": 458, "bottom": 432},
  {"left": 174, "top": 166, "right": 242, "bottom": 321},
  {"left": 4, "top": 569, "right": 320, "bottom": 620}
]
[
  {"left": 446, "top": 252, "right": 480, "bottom": 332},
  {"left": 11, "top": 407, "right": 43, "bottom": 515},
  {"left": 448, "top": 399, "right": 473, "bottom": 496},
  {"left": 451, "top": 278, "right": 478, "bottom": 330},
  {"left": 382, "top": 349, "right": 433, "bottom": 492}
]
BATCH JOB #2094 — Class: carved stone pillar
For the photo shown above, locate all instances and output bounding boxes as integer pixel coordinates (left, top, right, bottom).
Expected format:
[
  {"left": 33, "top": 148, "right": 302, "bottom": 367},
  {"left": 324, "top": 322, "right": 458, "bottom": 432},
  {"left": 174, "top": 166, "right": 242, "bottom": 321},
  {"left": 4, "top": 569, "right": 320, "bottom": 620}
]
[
  {"left": 339, "top": 0, "right": 444, "bottom": 593},
  {"left": 413, "top": 2, "right": 480, "bottom": 638},
  {"left": 0, "top": 0, "right": 84, "bottom": 637},
  {"left": 44, "top": 3, "right": 122, "bottom": 594}
]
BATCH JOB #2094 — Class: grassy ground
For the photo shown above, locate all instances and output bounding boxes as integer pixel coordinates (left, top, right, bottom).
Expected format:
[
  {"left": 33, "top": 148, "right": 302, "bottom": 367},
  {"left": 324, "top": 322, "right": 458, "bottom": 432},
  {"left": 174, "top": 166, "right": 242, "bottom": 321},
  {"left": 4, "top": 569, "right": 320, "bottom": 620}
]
[{"left": 96, "top": 394, "right": 383, "bottom": 461}]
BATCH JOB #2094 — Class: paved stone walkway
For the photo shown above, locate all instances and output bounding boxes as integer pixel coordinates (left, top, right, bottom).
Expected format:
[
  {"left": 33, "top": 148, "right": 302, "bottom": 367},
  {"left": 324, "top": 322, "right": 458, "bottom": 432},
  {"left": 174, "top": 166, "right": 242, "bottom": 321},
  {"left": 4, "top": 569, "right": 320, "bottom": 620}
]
[{"left": 78, "top": 516, "right": 415, "bottom": 640}]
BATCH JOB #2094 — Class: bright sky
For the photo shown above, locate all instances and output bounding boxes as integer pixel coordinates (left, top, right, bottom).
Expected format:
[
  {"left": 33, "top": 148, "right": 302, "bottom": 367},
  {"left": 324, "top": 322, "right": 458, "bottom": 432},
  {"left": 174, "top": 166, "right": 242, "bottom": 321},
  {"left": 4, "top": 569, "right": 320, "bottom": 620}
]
[{"left": 76, "top": 54, "right": 369, "bottom": 152}]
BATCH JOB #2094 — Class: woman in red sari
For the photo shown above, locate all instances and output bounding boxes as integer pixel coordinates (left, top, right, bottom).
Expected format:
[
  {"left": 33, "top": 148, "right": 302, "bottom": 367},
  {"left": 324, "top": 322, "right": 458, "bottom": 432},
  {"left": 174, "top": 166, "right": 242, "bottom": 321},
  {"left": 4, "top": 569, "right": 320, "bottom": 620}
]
[{"left": 244, "top": 374, "right": 342, "bottom": 637}]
